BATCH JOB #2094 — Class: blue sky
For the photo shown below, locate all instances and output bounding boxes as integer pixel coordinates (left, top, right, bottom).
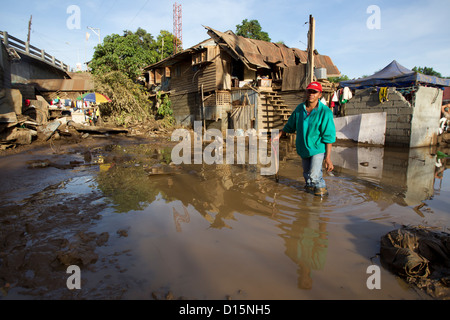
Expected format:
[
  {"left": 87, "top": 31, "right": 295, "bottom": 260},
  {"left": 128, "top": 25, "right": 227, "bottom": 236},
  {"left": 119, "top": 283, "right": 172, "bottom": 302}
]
[{"left": 1, "top": 0, "right": 449, "bottom": 79}]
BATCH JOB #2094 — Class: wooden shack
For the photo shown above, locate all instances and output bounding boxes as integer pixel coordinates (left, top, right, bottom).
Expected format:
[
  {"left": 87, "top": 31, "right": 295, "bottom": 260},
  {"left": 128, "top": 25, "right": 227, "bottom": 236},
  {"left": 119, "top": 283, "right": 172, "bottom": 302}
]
[{"left": 143, "top": 27, "right": 340, "bottom": 133}]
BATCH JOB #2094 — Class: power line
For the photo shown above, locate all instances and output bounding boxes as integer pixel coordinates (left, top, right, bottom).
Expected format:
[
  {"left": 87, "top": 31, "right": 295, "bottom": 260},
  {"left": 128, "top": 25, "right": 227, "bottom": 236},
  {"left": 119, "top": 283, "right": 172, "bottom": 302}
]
[
  {"left": 127, "top": 0, "right": 150, "bottom": 30},
  {"left": 95, "top": 0, "right": 118, "bottom": 28}
]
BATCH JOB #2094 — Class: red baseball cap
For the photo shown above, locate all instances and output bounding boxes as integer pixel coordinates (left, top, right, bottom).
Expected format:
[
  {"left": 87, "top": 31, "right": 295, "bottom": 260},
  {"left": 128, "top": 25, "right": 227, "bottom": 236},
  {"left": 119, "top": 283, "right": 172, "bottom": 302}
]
[{"left": 306, "top": 82, "right": 323, "bottom": 92}]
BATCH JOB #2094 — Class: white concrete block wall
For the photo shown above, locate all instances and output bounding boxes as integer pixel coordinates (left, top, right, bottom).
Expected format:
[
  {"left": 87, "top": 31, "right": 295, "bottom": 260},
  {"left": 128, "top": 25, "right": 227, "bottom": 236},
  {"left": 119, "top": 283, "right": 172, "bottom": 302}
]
[{"left": 342, "top": 86, "right": 442, "bottom": 146}]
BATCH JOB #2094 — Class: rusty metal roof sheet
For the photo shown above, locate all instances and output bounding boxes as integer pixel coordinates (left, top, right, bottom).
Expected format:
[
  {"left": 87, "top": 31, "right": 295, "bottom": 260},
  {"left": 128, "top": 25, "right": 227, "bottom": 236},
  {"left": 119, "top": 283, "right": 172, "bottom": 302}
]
[
  {"left": 145, "top": 26, "right": 341, "bottom": 78},
  {"left": 207, "top": 26, "right": 340, "bottom": 76},
  {"left": 206, "top": 28, "right": 267, "bottom": 70},
  {"left": 291, "top": 48, "right": 340, "bottom": 77},
  {"left": 248, "top": 38, "right": 283, "bottom": 65},
  {"left": 27, "top": 79, "right": 94, "bottom": 92},
  {"left": 277, "top": 43, "right": 297, "bottom": 67}
]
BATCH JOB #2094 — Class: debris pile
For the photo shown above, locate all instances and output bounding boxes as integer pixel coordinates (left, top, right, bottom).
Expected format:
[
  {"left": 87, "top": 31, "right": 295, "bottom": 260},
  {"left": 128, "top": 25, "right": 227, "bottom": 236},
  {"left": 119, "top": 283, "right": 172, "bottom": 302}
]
[
  {"left": 380, "top": 226, "right": 450, "bottom": 299},
  {"left": 0, "top": 89, "right": 130, "bottom": 150}
]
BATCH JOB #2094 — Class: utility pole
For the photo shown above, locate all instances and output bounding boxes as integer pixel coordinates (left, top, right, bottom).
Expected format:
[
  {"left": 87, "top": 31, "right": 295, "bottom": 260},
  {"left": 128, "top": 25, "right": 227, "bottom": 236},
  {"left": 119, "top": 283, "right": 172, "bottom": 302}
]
[
  {"left": 307, "top": 15, "right": 316, "bottom": 84},
  {"left": 87, "top": 27, "right": 101, "bottom": 45},
  {"left": 27, "top": 15, "right": 32, "bottom": 43}
]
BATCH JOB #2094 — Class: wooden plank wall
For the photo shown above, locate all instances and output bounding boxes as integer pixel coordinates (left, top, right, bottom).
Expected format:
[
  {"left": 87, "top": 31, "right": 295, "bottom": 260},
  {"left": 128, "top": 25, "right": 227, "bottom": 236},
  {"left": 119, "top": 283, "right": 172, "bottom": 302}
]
[
  {"left": 197, "top": 61, "right": 216, "bottom": 93},
  {"left": 170, "top": 60, "right": 198, "bottom": 95},
  {"left": 216, "top": 49, "right": 231, "bottom": 90},
  {"left": 170, "top": 91, "right": 199, "bottom": 126},
  {"left": 168, "top": 46, "right": 224, "bottom": 127},
  {"left": 278, "top": 91, "right": 306, "bottom": 111},
  {"left": 170, "top": 46, "right": 220, "bottom": 96}
]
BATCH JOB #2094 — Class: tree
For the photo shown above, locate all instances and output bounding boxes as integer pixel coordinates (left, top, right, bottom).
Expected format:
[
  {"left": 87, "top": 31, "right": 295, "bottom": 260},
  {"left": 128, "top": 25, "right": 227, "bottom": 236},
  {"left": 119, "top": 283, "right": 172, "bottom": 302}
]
[
  {"left": 235, "top": 19, "right": 271, "bottom": 42},
  {"left": 328, "top": 75, "right": 350, "bottom": 83},
  {"left": 155, "top": 30, "right": 181, "bottom": 61},
  {"left": 93, "top": 70, "right": 153, "bottom": 126},
  {"left": 412, "top": 66, "right": 442, "bottom": 78},
  {"left": 87, "top": 28, "right": 181, "bottom": 128},
  {"left": 90, "top": 28, "right": 179, "bottom": 80}
]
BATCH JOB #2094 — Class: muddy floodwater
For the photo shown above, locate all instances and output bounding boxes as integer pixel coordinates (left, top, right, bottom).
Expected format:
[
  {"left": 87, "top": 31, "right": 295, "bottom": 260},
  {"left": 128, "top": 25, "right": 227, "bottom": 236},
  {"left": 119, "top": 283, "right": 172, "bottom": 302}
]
[{"left": 0, "top": 135, "right": 449, "bottom": 300}]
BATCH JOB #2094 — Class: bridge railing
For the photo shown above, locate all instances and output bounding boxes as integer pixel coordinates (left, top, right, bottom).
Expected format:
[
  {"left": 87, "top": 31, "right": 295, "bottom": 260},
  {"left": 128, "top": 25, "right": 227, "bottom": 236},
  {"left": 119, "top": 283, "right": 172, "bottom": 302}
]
[{"left": 1, "top": 31, "right": 70, "bottom": 72}]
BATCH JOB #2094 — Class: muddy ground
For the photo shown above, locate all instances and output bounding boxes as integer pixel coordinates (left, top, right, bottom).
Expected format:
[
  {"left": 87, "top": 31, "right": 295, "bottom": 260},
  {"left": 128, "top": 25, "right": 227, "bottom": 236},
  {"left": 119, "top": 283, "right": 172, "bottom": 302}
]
[
  {"left": 0, "top": 131, "right": 180, "bottom": 299},
  {"left": 0, "top": 129, "right": 449, "bottom": 300}
]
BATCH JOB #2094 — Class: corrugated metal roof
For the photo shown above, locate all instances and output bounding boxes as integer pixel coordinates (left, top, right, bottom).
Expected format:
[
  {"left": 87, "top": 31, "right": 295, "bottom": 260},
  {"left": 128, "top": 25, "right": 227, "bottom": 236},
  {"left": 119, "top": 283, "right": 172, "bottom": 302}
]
[
  {"left": 143, "top": 38, "right": 213, "bottom": 71},
  {"left": 206, "top": 26, "right": 340, "bottom": 76},
  {"left": 277, "top": 44, "right": 297, "bottom": 67},
  {"left": 145, "top": 27, "right": 341, "bottom": 78}
]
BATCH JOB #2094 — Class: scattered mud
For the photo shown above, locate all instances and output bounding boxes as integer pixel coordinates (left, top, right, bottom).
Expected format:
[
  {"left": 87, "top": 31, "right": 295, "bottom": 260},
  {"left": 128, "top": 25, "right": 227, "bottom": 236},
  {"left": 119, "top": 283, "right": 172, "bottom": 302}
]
[{"left": 0, "top": 133, "right": 449, "bottom": 300}]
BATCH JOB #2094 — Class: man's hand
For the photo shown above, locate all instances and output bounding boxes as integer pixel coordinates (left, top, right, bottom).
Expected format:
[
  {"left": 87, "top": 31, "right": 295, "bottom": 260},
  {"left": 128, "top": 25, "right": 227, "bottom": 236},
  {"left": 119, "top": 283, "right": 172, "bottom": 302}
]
[
  {"left": 324, "top": 143, "right": 334, "bottom": 172},
  {"left": 271, "top": 130, "right": 284, "bottom": 143},
  {"left": 324, "top": 157, "right": 334, "bottom": 172}
]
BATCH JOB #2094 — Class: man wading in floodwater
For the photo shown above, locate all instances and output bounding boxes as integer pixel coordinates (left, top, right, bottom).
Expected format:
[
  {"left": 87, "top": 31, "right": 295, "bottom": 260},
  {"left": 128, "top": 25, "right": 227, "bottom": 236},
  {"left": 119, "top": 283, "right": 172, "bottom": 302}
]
[{"left": 272, "top": 82, "right": 336, "bottom": 197}]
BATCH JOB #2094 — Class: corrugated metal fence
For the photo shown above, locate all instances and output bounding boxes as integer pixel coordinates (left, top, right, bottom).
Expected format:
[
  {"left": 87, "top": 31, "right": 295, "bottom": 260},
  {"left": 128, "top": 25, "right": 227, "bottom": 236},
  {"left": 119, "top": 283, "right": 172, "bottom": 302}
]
[{"left": 230, "top": 89, "right": 259, "bottom": 131}]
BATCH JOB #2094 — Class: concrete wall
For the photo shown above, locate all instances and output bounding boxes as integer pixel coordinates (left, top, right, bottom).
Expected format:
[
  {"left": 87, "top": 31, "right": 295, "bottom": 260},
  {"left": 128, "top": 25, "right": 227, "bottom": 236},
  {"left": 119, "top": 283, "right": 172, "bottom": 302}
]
[
  {"left": 343, "top": 86, "right": 442, "bottom": 147},
  {"left": 334, "top": 112, "right": 386, "bottom": 145},
  {"left": 410, "top": 86, "right": 442, "bottom": 147},
  {"left": 0, "top": 41, "right": 14, "bottom": 116},
  {"left": 11, "top": 53, "right": 68, "bottom": 84},
  {"left": 1, "top": 41, "right": 11, "bottom": 90}
]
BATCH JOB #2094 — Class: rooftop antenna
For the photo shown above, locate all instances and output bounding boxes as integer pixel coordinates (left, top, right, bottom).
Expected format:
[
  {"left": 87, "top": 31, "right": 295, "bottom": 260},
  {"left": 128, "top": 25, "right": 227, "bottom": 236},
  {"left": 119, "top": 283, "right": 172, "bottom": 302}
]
[{"left": 173, "top": 2, "right": 182, "bottom": 54}]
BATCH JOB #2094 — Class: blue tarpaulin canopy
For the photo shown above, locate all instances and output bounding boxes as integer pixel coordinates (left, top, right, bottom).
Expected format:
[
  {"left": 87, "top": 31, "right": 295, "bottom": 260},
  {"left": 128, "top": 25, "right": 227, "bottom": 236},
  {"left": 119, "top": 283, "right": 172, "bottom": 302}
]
[{"left": 340, "top": 60, "right": 450, "bottom": 89}]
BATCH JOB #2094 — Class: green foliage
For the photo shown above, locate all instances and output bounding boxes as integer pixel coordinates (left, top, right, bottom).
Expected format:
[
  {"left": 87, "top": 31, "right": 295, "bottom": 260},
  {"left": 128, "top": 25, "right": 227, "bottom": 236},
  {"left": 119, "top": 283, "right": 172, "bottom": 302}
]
[
  {"left": 92, "top": 71, "right": 154, "bottom": 126},
  {"left": 328, "top": 75, "right": 350, "bottom": 83},
  {"left": 156, "top": 91, "right": 175, "bottom": 127},
  {"left": 156, "top": 30, "right": 182, "bottom": 60},
  {"left": 90, "top": 28, "right": 179, "bottom": 80},
  {"left": 89, "top": 28, "right": 180, "bottom": 128},
  {"left": 412, "top": 66, "right": 442, "bottom": 78},
  {"left": 156, "top": 91, "right": 172, "bottom": 117},
  {"left": 236, "top": 19, "right": 271, "bottom": 42}
]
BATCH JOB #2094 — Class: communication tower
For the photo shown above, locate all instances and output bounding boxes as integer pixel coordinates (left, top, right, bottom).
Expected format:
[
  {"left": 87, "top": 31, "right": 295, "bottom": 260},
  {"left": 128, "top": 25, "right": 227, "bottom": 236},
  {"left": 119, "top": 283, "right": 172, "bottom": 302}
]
[{"left": 173, "top": 2, "right": 182, "bottom": 54}]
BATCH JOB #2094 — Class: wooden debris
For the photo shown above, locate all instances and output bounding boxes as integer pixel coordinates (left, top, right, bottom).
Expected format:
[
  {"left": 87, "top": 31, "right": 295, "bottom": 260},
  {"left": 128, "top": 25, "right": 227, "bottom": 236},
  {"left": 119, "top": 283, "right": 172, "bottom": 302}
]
[{"left": 68, "top": 120, "right": 128, "bottom": 135}]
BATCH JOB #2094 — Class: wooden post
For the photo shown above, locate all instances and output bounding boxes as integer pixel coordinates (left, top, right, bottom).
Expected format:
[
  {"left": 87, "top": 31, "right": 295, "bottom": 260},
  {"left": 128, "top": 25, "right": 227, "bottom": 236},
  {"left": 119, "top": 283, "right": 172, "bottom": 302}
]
[
  {"left": 266, "top": 95, "right": 269, "bottom": 133},
  {"left": 3, "top": 31, "right": 9, "bottom": 46},
  {"left": 201, "top": 84, "right": 206, "bottom": 133},
  {"left": 27, "top": 15, "right": 32, "bottom": 44},
  {"left": 307, "top": 15, "right": 316, "bottom": 85}
]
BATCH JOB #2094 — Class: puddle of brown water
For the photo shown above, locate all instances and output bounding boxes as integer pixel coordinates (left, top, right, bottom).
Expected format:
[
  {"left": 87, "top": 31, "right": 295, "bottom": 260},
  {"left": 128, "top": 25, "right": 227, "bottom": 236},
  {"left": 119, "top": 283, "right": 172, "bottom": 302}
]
[{"left": 0, "top": 138, "right": 448, "bottom": 299}]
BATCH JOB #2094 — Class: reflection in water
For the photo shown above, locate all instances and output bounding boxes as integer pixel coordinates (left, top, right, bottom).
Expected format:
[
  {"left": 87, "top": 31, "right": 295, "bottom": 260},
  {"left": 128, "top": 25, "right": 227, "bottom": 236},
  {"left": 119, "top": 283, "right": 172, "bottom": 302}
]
[
  {"left": 279, "top": 207, "right": 329, "bottom": 290},
  {"left": 86, "top": 139, "right": 449, "bottom": 298},
  {"left": 333, "top": 144, "right": 440, "bottom": 208},
  {"left": 93, "top": 141, "right": 445, "bottom": 238},
  {"left": 173, "top": 205, "right": 190, "bottom": 232},
  {"left": 94, "top": 144, "right": 174, "bottom": 212}
]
